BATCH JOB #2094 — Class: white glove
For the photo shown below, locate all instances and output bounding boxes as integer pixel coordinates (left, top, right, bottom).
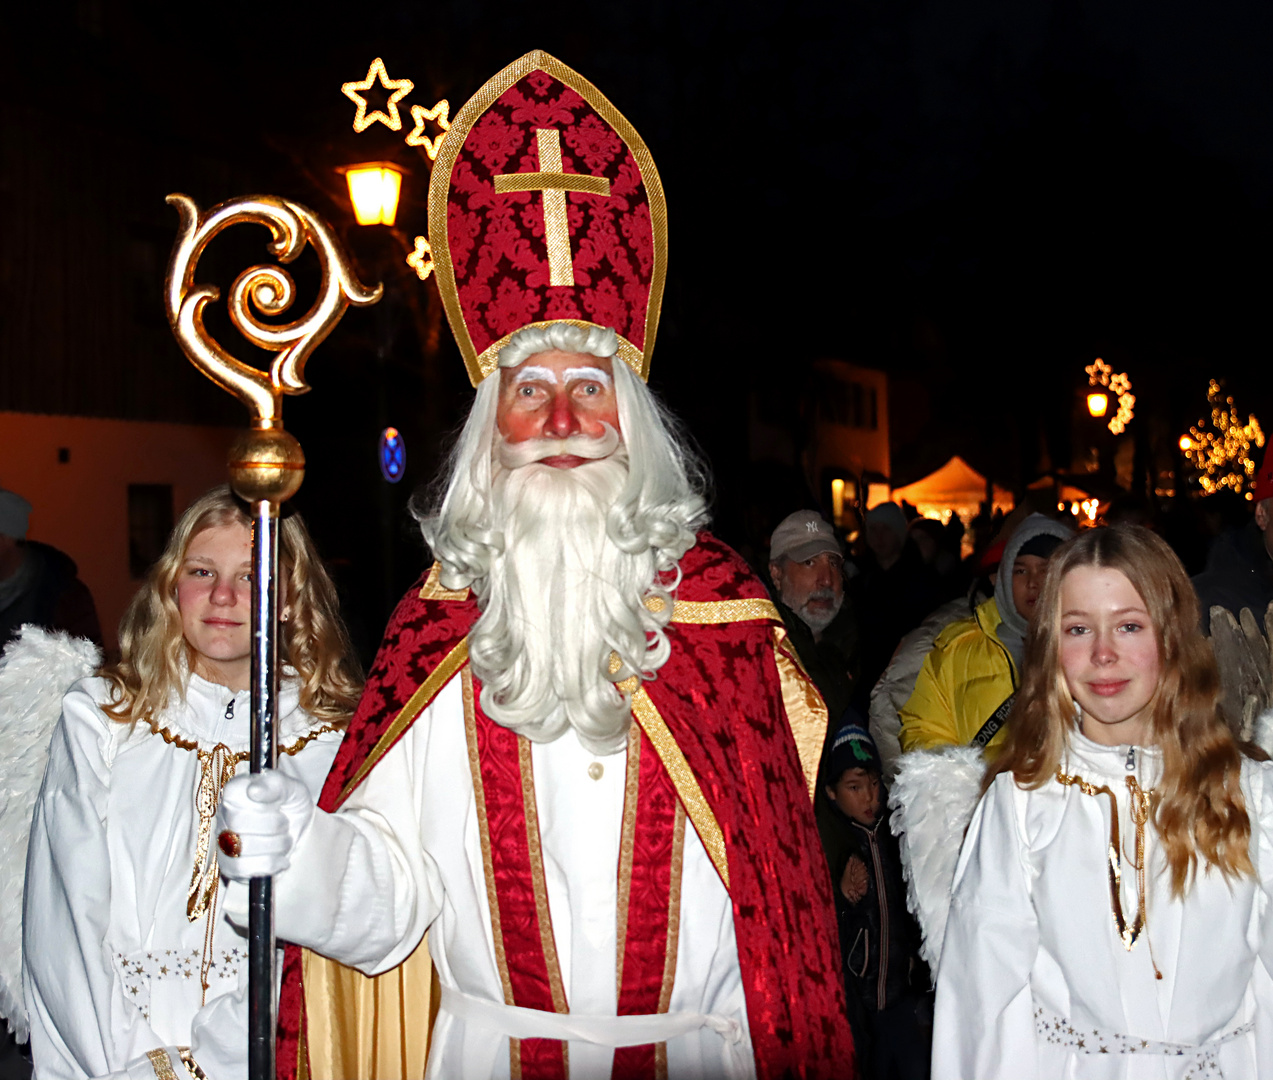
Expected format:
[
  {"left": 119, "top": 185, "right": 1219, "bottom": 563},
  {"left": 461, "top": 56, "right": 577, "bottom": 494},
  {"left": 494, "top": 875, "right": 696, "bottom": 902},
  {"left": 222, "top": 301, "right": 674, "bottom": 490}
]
[{"left": 214, "top": 768, "right": 314, "bottom": 880}]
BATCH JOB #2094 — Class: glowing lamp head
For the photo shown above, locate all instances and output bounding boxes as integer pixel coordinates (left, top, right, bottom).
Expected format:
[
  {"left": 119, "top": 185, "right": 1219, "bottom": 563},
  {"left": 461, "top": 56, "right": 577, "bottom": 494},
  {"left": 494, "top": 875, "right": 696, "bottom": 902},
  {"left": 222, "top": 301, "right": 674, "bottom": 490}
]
[
  {"left": 1087, "top": 392, "right": 1109, "bottom": 418},
  {"left": 341, "top": 162, "right": 404, "bottom": 226},
  {"left": 1179, "top": 435, "right": 1193, "bottom": 452}
]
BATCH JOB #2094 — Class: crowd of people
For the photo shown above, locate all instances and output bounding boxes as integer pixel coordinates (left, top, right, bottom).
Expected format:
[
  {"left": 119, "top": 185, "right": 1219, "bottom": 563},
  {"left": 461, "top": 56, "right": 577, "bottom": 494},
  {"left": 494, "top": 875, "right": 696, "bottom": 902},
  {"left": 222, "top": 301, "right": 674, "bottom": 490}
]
[{"left": 5, "top": 48, "right": 1273, "bottom": 1080}]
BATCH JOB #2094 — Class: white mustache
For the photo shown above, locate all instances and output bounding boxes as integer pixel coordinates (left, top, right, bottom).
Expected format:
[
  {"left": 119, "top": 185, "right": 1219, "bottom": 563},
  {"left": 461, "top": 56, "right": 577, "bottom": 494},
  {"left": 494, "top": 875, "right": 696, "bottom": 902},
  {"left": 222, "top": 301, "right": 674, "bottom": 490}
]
[{"left": 496, "top": 425, "right": 621, "bottom": 469}]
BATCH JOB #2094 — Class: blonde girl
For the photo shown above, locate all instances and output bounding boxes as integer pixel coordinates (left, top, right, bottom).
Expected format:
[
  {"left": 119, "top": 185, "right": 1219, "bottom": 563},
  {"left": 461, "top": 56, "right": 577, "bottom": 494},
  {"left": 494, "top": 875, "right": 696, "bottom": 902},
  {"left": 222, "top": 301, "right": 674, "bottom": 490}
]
[
  {"left": 24, "top": 487, "right": 360, "bottom": 1080},
  {"left": 933, "top": 525, "right": 1273, "bottom": 1079}
]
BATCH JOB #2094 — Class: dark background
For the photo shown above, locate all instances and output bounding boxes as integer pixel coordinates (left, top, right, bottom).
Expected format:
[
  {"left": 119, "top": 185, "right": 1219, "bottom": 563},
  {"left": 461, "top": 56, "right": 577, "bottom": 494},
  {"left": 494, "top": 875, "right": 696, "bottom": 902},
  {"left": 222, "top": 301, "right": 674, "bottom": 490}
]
[{"left": 3, "top": 0, "right": 1271, "bottom": 654}]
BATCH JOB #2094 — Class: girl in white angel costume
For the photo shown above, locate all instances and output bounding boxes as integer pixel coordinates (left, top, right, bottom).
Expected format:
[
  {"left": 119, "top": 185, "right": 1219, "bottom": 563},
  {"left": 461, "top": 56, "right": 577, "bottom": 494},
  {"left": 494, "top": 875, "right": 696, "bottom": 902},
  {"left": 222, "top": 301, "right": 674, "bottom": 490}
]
[
  {"left": 22, "top": 487, "right": 361, "bottom": 1080},
  {"left": 933, "top": 525, "right": 1273, "bottom": 1079}
]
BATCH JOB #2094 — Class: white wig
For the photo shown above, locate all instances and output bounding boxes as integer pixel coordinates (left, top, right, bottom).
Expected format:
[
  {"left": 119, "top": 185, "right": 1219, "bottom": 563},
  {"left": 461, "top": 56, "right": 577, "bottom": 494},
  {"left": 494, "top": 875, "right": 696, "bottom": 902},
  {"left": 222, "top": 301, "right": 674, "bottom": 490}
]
[
  {"left": 412, "top": 323, "right": 710, "bottom": 753},
  {"left": 496, "top": 323, "right": 621, "bottom": 370}
]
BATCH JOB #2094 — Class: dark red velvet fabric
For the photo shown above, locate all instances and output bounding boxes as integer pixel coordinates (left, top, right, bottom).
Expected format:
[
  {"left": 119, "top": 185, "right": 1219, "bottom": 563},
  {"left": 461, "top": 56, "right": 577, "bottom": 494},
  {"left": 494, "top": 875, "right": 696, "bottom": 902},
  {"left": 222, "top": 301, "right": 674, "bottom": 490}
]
[
  {"left": 647, "top": 539, "right": 855, "bottom": 1078},
  {"left": 472, "top": 698, "right": 569, "bottom": 1079},
  {"left": 276, "top": 534, "right": 856, "bottom": 1080},
  {"left": 611, "top": 727, "right": 680, "bottom": 1080},
  {"left": 447, "top": 68, "right": 655, "bottom": 355}
]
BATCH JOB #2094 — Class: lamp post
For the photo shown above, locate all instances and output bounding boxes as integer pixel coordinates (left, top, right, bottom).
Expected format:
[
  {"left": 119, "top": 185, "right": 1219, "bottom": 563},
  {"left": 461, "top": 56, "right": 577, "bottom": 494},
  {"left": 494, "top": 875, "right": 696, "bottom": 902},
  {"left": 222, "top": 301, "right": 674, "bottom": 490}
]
[
  {"left": 340, "top": 162, "right": 409, "bottom": 618},
  {"left": 337, "top": 161, "right": 406, "bottom": 225}
]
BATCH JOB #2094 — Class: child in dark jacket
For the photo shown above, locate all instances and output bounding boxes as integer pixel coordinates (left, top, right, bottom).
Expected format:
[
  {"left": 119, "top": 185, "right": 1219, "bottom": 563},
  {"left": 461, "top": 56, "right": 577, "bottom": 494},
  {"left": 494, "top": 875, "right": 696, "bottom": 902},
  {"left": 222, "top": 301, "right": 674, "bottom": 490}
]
[{"left": 824, "top": 719, "right": 930, "bottom": 1080}]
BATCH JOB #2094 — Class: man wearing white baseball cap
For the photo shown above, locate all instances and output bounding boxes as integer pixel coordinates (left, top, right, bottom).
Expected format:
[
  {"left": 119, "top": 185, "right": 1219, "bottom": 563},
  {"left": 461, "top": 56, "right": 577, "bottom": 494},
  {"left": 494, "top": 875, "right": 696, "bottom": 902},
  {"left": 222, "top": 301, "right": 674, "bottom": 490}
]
[{"left": 768, "top": 509, "right": 859, "bottom": 724}]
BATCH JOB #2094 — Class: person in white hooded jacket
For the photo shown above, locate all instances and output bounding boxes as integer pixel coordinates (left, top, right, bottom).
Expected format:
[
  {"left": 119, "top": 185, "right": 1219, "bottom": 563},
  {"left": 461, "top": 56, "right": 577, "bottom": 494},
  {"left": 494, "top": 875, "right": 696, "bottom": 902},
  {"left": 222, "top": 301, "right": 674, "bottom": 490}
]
[
  {"left": 22, "top": 487, "right": 361, "bottom": 1080},
  {"left": 933, "top": 525, "right": 1273, "bottom": 1079}
]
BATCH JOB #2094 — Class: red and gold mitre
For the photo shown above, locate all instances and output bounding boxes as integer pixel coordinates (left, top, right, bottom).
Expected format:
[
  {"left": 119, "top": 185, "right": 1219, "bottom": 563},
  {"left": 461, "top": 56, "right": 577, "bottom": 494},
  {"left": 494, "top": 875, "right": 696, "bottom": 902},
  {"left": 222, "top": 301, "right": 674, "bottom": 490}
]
[{"left": 427, "top": 50, "right": 668, "bottom": 386}]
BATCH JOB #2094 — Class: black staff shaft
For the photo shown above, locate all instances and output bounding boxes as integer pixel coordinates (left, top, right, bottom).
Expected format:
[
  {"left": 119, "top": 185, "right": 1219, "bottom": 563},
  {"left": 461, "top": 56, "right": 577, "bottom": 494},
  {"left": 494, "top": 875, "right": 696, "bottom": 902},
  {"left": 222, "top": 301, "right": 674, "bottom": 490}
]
[{"left": 248, "top": 501, "right": 280, "bottom": 1080}]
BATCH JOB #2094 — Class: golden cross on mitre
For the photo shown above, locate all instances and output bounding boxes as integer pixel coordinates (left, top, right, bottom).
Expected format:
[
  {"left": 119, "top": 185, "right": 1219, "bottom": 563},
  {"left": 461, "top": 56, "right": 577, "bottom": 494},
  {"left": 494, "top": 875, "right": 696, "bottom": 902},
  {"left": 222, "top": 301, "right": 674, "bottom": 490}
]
[{"left": 493, "top": 128, "right": 611, "bottom": 286}]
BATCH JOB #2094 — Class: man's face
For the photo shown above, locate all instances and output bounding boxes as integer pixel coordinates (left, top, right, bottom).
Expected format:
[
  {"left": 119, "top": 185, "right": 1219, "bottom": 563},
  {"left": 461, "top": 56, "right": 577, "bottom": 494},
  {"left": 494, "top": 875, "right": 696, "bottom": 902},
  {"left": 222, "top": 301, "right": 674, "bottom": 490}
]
[
  {"left": 496, "top": 350, "right": 620, "bottom": 469},
  {"left": 826, "top": 768, "right": 881, "bottom": 825},
  {"left": 1011, "top": 553, "right": 1050, "bottom": 620},
  {"left": 771, "top": 552, "right": 844, "bottom": 632}
]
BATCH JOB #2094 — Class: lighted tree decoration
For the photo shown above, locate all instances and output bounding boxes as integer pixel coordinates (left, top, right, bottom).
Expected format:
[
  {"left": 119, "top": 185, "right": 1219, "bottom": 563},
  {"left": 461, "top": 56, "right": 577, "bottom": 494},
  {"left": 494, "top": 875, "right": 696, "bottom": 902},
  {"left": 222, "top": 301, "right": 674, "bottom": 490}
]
[
  {"left": 1085, "top": 358, "right": 1135, "bottom": 434},
  {"left": 1180, "top": 380, "right": 1266, "bottom": 495}
]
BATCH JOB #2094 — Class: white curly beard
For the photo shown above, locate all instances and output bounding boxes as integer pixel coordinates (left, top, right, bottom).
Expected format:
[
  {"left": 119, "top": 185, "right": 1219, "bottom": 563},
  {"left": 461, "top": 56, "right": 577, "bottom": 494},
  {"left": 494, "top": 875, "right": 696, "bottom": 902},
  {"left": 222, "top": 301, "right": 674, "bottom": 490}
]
[{"left": 467, "top": 438, "right": 663, "bottom": 756}]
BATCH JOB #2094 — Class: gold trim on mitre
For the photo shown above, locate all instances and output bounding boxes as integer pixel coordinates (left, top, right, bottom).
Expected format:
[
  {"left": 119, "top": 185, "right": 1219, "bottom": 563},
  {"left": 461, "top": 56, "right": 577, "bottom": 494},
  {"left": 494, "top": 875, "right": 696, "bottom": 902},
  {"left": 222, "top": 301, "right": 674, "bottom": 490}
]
[{"left": 427, "top": 49, "right": 669, "bottom": 387}]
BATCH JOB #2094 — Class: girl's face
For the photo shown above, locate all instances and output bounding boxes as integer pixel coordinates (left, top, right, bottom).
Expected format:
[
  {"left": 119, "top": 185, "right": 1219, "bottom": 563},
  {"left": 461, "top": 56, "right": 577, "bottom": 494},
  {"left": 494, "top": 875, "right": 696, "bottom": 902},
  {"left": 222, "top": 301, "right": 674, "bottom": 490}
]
[
  {"left": 176, "top": 521, "right": 253, "bottom": 691},
  {"left": 1058, "top": 565, "right": 1161, "bottom": 746}
]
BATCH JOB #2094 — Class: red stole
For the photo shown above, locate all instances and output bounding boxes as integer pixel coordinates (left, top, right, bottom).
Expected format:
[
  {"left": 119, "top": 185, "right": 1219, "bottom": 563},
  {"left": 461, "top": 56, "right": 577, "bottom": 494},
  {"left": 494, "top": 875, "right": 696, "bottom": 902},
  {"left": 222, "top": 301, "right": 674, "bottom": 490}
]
[{"left": 465, "top": 668, "right": 685, "bottom": 1080}]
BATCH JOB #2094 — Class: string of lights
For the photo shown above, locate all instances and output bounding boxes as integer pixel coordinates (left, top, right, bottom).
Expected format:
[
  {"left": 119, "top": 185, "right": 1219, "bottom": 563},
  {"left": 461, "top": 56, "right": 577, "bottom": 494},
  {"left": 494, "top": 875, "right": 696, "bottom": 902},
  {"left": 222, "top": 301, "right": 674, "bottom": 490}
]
[{"left": 1180, "top": 380, "right": 1265, "bottom": 496}]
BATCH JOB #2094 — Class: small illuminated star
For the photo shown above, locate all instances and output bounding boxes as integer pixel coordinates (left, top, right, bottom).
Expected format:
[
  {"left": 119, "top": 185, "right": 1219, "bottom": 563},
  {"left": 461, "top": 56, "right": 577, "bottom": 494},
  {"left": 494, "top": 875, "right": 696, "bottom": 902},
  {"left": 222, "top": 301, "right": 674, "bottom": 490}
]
[
  {"left": 406, "top": 236, "right": 434, "bottom": 281},
  {"left": 342, "top": 58, "right": 414, "bottom": 133},
  {"left": 406, "top": 99, "right": 452, "bottom": 160}
]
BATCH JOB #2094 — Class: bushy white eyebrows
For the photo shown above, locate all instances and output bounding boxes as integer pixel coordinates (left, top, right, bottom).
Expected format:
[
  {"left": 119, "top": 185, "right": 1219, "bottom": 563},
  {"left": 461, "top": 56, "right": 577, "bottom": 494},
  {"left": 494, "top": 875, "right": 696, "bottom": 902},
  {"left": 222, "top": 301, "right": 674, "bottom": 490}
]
[
  {"left": 511, "top": 365, "right": 612, "bottom": 387},
  {"left": 564, "top": 366, "right": 612, "bottom": 387},
  {"left": 514, "top": 365, "right": 558, "bottom": 385}
]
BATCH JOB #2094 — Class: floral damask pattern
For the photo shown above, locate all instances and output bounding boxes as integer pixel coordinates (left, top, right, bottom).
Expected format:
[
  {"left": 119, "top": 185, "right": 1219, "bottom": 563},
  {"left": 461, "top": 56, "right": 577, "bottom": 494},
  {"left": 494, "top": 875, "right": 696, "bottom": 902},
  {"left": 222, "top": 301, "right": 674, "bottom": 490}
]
[{"left": 446, "top": 71, "right": 655, "bottom": 357}]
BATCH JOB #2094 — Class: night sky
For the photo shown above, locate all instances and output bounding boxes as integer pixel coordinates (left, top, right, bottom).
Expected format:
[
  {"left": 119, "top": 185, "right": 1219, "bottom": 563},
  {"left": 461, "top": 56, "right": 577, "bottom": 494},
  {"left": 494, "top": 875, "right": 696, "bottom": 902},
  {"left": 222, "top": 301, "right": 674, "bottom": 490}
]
[{"left": 4, "top": 0, "right": 1272, "bottom": 642}]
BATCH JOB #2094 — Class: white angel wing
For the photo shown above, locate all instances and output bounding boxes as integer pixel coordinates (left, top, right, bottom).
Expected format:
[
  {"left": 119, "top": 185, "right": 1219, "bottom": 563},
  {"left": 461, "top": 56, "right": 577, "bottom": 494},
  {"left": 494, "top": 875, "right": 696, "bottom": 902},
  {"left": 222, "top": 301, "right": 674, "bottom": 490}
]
[
  {"left": 887, "top": 745, "right": 986, "bottom": 973},
  {"left": 0, "top": 625, "right": 101, "bottom": 1040}
]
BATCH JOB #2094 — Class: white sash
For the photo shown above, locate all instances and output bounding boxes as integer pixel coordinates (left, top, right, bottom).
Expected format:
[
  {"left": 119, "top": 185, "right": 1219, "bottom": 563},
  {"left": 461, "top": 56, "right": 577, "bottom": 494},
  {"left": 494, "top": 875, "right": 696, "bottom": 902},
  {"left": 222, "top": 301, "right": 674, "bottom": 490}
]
[{"left": 440, "top": 984, "right": 743, "bottom": 1047}]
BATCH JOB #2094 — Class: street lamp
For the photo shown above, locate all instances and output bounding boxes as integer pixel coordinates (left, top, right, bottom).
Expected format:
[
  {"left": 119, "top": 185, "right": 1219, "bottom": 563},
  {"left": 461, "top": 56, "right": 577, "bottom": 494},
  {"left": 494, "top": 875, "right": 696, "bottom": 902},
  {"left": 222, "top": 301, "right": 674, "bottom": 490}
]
[
  {"left": 338, "top": 161, "right": 405, "bottom": 225},
  {"left": 1087, "top": 392, "right": 1109, "bottom": 418}
]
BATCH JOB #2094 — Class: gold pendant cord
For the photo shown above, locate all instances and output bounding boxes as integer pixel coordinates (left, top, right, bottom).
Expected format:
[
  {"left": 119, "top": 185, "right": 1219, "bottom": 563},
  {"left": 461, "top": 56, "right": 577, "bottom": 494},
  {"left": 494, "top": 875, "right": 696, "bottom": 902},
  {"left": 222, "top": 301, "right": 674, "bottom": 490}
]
[
  {"left": 188, "top": 743, "right": 250, "bottom": 1002},
  {"left": 188, "top": 744, "right": 248, "bottom": 921},
  {"left": 1055, "top": 769, "right": 1162, "bottom": 979}
]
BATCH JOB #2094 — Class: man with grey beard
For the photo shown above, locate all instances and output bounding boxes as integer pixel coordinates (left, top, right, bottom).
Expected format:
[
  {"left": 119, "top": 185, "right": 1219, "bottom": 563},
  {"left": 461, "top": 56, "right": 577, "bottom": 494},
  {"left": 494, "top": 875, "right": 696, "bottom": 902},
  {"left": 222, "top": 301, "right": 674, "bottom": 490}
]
[{"left": 768, "top": 510, "right": 860, "bottom": 726}]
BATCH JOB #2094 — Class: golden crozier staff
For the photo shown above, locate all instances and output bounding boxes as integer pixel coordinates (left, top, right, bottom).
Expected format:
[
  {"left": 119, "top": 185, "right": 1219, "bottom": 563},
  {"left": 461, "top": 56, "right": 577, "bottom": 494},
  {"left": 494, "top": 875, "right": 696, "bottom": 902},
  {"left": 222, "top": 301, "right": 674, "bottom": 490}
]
[{"left": 163, "top": 194, "right": 380, "bottom": 1080}]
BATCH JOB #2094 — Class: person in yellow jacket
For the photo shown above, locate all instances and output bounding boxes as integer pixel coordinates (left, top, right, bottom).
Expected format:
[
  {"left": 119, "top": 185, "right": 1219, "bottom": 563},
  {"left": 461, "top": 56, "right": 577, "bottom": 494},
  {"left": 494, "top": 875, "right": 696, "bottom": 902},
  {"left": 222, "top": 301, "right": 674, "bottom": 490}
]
[{"left": 899, "top": 514, "right": 1072, "bottom": 756}]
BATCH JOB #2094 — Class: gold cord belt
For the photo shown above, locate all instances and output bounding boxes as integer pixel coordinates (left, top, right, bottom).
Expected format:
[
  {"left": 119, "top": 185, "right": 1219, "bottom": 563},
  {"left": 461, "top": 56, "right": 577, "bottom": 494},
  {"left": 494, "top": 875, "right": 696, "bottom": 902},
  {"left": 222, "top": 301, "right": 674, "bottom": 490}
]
[{"left": 1055, "top": 769, "right": 1162, "bottom": 979}]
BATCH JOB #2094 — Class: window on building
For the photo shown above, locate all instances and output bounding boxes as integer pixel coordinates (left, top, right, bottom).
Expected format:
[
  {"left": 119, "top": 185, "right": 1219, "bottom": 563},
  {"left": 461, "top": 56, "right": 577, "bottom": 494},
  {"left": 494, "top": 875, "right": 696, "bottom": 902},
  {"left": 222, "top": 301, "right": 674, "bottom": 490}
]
[{"left": 128, "top": 484, "right": 173, "bottom": 579}]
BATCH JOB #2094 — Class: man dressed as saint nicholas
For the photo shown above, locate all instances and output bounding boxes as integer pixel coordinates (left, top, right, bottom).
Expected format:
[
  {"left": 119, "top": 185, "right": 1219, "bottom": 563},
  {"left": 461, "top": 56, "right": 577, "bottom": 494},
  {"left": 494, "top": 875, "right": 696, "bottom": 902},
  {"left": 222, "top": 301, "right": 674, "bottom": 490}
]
[{"left": 217, "top": 50, "right": 854, "bottom": 1080}]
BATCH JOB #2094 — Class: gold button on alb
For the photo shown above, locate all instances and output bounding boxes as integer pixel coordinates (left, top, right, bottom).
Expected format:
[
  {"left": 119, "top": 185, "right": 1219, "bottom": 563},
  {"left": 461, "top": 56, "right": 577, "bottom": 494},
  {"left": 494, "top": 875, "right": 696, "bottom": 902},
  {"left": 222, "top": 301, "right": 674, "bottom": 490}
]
[{"left": 588, "top": 762, "right": 604, "bottom": 781}]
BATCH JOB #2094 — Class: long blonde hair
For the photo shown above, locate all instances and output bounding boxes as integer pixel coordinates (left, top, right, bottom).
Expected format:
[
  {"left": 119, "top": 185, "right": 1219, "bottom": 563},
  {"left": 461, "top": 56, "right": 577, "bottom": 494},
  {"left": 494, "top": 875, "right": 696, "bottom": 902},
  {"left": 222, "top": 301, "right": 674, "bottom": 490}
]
[
  {"left": 987, "top": 525, "right": 1252, "bottom": 896},
  {"left": 101, "top": 486, "right": 362, "bottom": 726}
]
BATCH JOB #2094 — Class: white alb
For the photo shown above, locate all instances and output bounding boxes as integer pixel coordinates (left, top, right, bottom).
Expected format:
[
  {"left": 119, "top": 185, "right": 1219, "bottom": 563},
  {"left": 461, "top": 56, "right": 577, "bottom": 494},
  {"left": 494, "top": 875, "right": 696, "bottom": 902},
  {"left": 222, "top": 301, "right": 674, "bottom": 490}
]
[
  {"left": 933, "top": 729, "right": 1273, "bottom": 1079},
  {"left": 23, "top": 671, "right": 341, "bottom": 1080},
  {"left": 228, "top": 676, "right": 756, "bottom": 1080}
]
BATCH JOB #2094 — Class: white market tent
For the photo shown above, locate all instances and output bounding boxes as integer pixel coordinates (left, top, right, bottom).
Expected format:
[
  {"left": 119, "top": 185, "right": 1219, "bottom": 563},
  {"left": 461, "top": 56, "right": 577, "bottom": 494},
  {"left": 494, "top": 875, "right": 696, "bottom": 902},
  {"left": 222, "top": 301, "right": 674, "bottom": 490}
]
[{"left": 890, "top": 455, "right": 1014, "bottom": 523}]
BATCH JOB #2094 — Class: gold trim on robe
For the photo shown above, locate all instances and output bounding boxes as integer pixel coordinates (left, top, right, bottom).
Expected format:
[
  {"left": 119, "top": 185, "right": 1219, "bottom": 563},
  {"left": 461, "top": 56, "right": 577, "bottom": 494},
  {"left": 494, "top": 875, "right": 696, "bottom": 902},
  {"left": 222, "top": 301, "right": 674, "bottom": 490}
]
[
  {"left": 630, "top": 686, "right": 730, "bottom": 890},
  {"left": 770, "top": 626, "right": 829, "bottom": 801},
  {"left": 338, "top": 640, "right": 469, "bottom": 805}
]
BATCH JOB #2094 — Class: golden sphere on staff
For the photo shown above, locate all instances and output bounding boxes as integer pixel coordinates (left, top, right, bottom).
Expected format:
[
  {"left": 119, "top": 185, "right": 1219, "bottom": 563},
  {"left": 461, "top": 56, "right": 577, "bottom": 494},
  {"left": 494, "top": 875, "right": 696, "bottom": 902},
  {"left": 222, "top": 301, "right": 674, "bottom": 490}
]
[{"left": 227, "top": 426, "right": 306, "bottom": 505}]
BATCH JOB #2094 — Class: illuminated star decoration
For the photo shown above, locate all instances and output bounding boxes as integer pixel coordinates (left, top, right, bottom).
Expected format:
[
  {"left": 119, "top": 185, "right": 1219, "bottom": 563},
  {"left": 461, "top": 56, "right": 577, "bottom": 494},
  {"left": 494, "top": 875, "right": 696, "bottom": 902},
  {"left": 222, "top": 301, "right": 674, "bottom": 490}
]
[
  {"left": 406, "top": 100, "right": 452, "bottom": 160},
  {"left": 342, "top": 58, "right": 414, "bottom": 133},
  {"left": 1085, "top": 358, "right": 1135, "bottom": 435},
  {"left": 406, "top": 236, "right": 434, "bottom": 281}
]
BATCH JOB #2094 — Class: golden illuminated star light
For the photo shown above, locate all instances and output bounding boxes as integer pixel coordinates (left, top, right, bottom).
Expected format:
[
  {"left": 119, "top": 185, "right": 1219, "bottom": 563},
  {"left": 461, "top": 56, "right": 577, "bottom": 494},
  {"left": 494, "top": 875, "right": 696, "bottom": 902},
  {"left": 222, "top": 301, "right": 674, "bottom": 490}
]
[
  {"left": 406, "top": 235, "right": 434, "bottom": 281},
  {"left": 342, "top": 58, "right": 414, "bottom": 133},
  {"left": 1181, "top": 380, "right": 1266, "bottom": 496},
  {"left": 1085, "top": 357, "right": 1135, "bottom": 434},
  {"left": 406, "top": 100, "right": 451, "bottom": 160}
]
